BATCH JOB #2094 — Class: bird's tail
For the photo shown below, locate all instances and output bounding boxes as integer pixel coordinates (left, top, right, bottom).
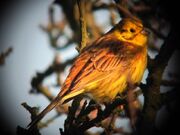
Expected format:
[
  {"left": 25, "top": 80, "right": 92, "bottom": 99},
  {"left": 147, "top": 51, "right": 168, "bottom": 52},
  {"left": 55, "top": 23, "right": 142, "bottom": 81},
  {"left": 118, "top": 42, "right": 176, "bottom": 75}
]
[
  {"left": 26, "top": 89, "right": 85, "bottom": 130},
  {"left": 26, "top": 96, "right": 61, "bottom": 130}
]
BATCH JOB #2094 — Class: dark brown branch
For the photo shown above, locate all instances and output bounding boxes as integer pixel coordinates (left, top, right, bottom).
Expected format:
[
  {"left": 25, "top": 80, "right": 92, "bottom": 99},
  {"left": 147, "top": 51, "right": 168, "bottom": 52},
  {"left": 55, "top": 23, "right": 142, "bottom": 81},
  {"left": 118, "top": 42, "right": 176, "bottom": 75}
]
[
  {"left": 21, "top": 102, "right": 39, "bottom": 120},
  {"left": 144, "top": 22, "right": 166, "bottom": 39},
  {"left": 86, "top": 1, "right": 103, "bottom": 43},
  {"left": 39, "top": 13, "right": 70, "bottom": 49},
  {"left": 30, "top": 58, "right": 74, "bottom": 95},
  {"left": 54, "top": 0, "right": 80, "bottom": 42},
  {"left": 30, "top": 58, "right": 75, "bottom": 117},
  {"left": 60, "top": 97, "right": 126, "bottom": 134},
  {"left": 92, "top": 1, "right": 166, "bottom": 40},
  {"left": 113, "top": 1, "right": 140, "bottom": 21},
  {"left": 49, "top": 5, "right": 55, "bottom": 25},
  {"left": 79, "top": 98, "right": 126, "bottom": 131},
  {"left": 93, "top": 2, "right": 139, "bottom": 22},
  {"left": 0, "top": 47, "right": 13, "bottom": 66},
  {"left": 138, "top": 27, "right": 178, "bottom": 135},
  {"left": 76, "top": 0, "right": 88, "bottom": 52},
  {"left": 147, "top": 55, "right": 154, "bottom": 69},
  {"left": 16, "top": 103, "right": 41, "bottom": 135}
]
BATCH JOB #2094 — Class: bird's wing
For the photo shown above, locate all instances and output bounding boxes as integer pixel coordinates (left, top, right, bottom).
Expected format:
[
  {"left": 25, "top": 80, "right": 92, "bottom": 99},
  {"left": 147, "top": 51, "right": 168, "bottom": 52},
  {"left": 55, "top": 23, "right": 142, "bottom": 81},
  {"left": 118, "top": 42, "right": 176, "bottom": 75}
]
[{"left": 59, "top": 37, "right": 134, "bottom": 102}]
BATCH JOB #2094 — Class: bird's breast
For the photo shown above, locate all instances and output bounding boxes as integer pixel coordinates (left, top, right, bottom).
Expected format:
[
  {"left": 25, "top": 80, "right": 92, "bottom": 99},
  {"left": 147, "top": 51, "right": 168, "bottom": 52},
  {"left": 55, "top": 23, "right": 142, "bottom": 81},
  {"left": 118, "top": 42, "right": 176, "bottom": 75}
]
[{"left": 128, "top": 50, "right": 147, "bottom": 84}]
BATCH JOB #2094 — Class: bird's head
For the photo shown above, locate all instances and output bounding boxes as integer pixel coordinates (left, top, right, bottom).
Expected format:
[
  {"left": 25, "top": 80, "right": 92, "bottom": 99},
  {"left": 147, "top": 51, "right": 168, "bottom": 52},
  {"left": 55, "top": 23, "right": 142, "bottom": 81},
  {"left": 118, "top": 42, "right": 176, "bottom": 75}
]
[{"left": 114, "top": 18, "right": 149, "bottom": 47}]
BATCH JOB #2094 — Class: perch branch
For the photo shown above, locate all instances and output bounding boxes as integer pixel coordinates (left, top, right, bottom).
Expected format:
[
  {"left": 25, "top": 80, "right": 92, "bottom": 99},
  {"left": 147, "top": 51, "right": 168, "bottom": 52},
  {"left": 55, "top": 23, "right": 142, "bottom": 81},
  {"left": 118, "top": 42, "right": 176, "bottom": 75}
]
[
  {"left": 60, "top": 97, "right": 126, "bottom": 134},
  {"left": 80, "top": 98, "right": 126, "bottom": 131}
]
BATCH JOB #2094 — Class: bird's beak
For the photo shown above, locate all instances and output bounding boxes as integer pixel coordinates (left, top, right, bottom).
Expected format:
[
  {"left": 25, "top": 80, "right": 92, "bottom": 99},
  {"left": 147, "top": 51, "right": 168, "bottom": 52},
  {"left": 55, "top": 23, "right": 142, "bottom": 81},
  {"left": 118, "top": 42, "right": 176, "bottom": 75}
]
[{"left": 141, "top": 28, "right": 150, "bottom": 35}]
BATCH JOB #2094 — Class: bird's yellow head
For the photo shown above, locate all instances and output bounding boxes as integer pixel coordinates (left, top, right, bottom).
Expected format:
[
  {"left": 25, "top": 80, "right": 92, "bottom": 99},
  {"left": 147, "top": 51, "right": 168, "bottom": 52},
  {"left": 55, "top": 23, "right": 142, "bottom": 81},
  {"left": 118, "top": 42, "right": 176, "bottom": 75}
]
[{"left": 114, "top": 18, "right": 149, "bottom": 47}]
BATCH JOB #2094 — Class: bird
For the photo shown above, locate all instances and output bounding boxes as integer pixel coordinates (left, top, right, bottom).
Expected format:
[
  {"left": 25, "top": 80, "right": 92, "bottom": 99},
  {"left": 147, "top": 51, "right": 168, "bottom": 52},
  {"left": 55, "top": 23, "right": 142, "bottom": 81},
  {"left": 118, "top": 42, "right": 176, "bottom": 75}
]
[{"left": 27, "top": 18, "right": 148, "bottom": 130}]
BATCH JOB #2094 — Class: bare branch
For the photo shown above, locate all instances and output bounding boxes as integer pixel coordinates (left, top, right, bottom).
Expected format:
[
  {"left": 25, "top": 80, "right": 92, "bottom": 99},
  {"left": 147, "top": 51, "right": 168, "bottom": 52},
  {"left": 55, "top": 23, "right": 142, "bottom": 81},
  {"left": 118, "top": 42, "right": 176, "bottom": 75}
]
[
  {"left": 0, "top": 47, "right": 13, "bottom": 66},
  {"left": 16, "top": 103, "right": 41, "bottom": 135},
  {"left": 138, "top": 27, "right": 178, "bottom": 135},
  {"left": 21, "top": 102, "right": 39, "bottom": 120},
  {"left": 30, "top": 58, "right": 74, "bottom": 95},
  {"left": 76, "top": 0, "right": 88, "bottom": 52}
]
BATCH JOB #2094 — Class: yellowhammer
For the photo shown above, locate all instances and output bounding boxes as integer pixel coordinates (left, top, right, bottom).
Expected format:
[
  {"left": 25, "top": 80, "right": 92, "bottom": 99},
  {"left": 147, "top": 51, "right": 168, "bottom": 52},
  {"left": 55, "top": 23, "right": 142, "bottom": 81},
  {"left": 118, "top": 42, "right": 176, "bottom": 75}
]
[{"left": 27, "top": 18, "right": 148, "bottom": 129}]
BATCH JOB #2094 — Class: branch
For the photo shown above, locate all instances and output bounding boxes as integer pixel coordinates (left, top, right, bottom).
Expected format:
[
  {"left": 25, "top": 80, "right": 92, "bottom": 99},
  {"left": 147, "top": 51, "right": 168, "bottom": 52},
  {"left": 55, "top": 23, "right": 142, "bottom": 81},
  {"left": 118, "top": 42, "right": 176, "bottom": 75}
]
[
  {"left": 21, "top": 102, "right": 39, "bottom": 120},
  {"left": 49, "top": 5, "right": 55, "bottom": 25},
  {"left": 30, "top": 58, "right": 74, "bottom": 95},
  {"left": 0, "top": 47, "right": 13, "bottom": 66},
  {"left": 39, "top": 7, "right": 71, "bottom": 49},
  {"left": 54, "top": 0, "right": 80, "bottom": 42},
  {"left": 60, "top": 97, "right": 126, "bottom": 134},
  {"left": 17, "top": 103, "right": 41, "bottom": 135},
  {"left": 138, "top": 27, "right": 178, "bottom": 135},
  {"left": 29, "top": 58, "right": 75, "bottom": 124},
  {"left": 33, "top": 85, "right": 55, "bottom": 101},
  {"left": 143, "top": 22, "right": 166, "bottom": 40},
  {"left": 79, "top": 98, "right": 126, "bottom": 131},
  {"left": 76, "top": 0, "right": 88, "bottom": 52},
  {"left": 92, "top": 2, "right": 139, "bottom": 21},
  {"left": 113, "top": 1, "right": 140, "bottom": 21},
  {"left": 86, "top": 1, "right": 103, "bottom": 42}
]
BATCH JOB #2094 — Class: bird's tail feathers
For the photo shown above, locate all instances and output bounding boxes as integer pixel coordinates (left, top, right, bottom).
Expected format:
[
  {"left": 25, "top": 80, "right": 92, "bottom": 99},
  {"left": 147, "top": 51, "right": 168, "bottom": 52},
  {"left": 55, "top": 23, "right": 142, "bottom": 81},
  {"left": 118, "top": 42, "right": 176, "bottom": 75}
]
[
  {"left": 26, "top": 89, "right": 85, "bottom": 130},
  {"left": 61, "top": 89, "right": 85, "bottom": 104}
]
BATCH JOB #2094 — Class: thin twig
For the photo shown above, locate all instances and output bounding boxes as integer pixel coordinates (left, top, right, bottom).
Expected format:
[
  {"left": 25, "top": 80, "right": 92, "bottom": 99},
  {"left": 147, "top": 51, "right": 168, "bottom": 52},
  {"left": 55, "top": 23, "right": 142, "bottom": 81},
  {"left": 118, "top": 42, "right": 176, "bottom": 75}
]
[
  {"left": 0, "top": 47, "right": 13, "bottom": 66},
  {"left": 76, "top": 0, "right": 88, "bottom": 52},
  {"left": 80, "top": 98, "right": 126, "bottom": 131},
  {"left": 21, "top": 102, "right": 39, "bottom": 120},
  {"left": 49, "top": 5, "right": 55, "bottom": 25},
  {"left": 30, "top": 58, "right": 74, "bottom": 94},
  {"left": 16, "top": 103, "right": 41, "bottom": 135},
  {"left": 113, "top": 1, "right": 140, "bottom": 21}
]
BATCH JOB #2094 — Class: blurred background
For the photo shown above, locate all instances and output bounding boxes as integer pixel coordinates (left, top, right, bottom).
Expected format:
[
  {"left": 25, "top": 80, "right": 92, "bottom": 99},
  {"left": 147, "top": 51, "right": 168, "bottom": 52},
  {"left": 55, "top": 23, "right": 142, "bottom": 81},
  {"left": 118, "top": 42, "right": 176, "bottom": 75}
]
[
  {"left": 0, "top": 0, "right": 179, "bottom": 135},
  {"left": 0, "top": 0, "right": 61, "bottom": 134}
]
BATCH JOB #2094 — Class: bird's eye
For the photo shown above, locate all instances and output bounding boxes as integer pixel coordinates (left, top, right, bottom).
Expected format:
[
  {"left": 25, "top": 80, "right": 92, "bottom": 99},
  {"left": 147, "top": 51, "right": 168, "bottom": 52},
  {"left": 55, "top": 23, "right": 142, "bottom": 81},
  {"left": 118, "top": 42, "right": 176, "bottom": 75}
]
[{"left": 130, "top": 28, "right": 136, "bottom": 33}]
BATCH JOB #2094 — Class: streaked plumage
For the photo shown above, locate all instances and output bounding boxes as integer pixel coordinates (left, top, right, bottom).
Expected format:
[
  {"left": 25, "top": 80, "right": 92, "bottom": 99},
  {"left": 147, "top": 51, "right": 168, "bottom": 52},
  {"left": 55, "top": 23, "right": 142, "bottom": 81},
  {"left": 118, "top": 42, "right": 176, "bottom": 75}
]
[{"left": 27, "top": 18, "right": 148, "bottom": 129}]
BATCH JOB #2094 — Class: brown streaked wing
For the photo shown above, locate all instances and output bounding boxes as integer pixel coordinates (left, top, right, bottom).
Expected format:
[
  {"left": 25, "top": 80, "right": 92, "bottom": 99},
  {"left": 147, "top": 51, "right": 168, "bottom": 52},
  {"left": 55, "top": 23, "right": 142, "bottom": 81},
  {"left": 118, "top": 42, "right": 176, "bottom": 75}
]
[
  {"left": 59, "top": 38, "right": 131, "bottom": 99},
  {"left": 59, "top": 51, "right": 91, "bottom": 97}
]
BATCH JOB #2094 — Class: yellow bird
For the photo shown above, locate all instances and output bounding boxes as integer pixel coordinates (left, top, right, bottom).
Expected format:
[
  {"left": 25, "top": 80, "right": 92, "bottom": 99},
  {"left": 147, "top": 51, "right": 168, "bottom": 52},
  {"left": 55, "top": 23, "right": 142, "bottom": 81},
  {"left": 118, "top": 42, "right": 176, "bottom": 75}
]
[{"left": 27, "top": 18, "right": 148, "bottom": 129}]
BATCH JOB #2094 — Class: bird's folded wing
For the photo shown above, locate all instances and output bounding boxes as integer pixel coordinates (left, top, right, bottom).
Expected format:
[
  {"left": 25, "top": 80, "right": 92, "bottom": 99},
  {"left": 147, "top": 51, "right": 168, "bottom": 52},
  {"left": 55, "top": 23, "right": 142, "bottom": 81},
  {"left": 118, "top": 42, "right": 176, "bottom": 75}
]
[{"left": 59, "top": 39, "right": 131, "bottom": 101}]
